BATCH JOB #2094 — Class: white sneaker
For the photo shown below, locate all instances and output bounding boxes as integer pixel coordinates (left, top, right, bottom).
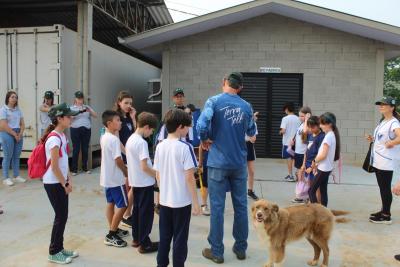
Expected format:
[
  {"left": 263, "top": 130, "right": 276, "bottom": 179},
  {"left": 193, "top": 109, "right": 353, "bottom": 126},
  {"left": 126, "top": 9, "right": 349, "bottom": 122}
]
[
  {"left": 201, "top": 205, "right": 210, "bottom": 216},
  {"left": 85, "top": 170, "right": 91, "bottom": 174},
  {"left": 14, "top": 176, "right": 26, "bottom": 183},
  {"left": 3, "top": 178, "right": 14, "bottom": 186},
  {"left": 71, "top": 172, "right": 77, "bottom": 176}
]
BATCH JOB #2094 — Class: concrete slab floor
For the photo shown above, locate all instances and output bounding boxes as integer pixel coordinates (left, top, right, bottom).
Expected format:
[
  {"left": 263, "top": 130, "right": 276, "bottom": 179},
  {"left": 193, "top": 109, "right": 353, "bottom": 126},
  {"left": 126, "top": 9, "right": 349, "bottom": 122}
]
[{"left": 1, "top": 159, "right": 400, "bottom": 267}]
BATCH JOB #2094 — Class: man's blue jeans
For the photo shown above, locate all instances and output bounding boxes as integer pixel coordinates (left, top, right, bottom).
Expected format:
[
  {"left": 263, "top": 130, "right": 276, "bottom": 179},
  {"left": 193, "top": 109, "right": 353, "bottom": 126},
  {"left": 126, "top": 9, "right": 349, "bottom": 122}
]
[
  {"left": 0, "top": 129, "right": 23, "bottom": 179},
  {"left": 207, "top": 166, "right": 248, "bottom": 258}
]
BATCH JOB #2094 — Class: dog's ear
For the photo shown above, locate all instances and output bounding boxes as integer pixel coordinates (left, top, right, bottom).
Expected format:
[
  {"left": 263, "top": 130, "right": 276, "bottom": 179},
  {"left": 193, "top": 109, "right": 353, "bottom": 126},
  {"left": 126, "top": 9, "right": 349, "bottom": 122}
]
[{"left": 272, "top": 204, "right": 279, "bottom": 213}]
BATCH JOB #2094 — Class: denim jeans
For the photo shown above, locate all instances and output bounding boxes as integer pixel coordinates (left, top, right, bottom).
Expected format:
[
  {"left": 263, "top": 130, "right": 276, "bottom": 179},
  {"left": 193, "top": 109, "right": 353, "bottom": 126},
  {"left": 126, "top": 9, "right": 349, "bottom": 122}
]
[
  {"left": 0, "top": 129, "right": 23, "bottom": 179},
  {"left": 207, "top": 166, "right": 248, "bottom": 258}
]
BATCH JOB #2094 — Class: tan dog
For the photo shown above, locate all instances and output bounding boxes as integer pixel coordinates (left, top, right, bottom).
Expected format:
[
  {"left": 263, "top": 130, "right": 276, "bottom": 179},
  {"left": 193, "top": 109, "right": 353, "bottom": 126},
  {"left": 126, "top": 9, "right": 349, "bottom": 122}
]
[{"left": 251, "top": 199, "right": 337, "bottom": 267}]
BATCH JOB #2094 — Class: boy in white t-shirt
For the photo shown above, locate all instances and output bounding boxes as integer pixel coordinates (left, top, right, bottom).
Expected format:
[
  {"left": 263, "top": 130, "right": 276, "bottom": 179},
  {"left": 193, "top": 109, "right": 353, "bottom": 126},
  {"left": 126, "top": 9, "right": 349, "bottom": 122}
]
[
  {"left": 100, "top": 110, "right": 129, "bottom": 248},
  {"left": 279, "top": 102, "right": 300, "bottom": 182},
  {"left": 126, "top": 112, "right": 159, "bottom": 253},
  {"left": 154, "top": 109, "right": 200, "bottom": 267}
]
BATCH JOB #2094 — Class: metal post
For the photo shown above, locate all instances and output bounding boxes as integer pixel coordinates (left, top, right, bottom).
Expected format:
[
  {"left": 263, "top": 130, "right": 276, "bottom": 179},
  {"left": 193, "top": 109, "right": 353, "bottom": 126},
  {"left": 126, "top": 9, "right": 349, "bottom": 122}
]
[
  {"left": 34, "top": 28, "right": 39, "bottom": 142},
  {"left": 77, "top": 1, "right": 93, "bottom": 169}
]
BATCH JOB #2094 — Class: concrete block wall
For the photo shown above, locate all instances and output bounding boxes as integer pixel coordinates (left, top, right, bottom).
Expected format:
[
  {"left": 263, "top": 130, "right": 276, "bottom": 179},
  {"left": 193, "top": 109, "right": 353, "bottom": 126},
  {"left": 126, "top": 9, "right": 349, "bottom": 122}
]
[{"left": 161, "top": 13, "right": 399, "bottom": 163}]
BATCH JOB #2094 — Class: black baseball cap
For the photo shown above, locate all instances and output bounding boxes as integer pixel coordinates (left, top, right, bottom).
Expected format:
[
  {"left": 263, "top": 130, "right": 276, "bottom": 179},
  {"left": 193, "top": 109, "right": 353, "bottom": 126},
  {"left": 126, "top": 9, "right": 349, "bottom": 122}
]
[
  {"left": 226, "top": 72, "right": 243, "bottom": 89},
  {"left": 48, "top": 103, "right": 79, "bottom": 119},
  {"left": 74, "top": 91, "right": 84, "bottom": 99},
  {"left": 375, "top": 96, "right": 396, "bottom": 106},
  {"left": 173, "top": 88, "right": 184, "bottom": 96},
  {"left": 44, "top": 91, "right": 54, "bottom": 99}
]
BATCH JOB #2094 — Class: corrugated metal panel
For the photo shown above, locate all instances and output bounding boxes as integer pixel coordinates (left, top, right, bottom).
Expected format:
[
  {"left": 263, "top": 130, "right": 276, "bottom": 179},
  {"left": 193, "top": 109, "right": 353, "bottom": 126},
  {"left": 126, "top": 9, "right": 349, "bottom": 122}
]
[
  {"left": 241, "top": 73, "right": 303, "bottom": 158},
  {"left": 147, "top": 4, "right": 173, "bottom": 26},
  {"left": 241, "top": 74, "right": 269, "bottom": 157}
]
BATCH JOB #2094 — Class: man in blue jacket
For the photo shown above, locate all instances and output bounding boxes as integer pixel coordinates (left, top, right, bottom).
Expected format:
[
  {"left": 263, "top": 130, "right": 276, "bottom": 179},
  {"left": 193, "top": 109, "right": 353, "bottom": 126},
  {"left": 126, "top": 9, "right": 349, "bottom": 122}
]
[{"left": 197, "top": 72, "right": 256, "bottom": 263}]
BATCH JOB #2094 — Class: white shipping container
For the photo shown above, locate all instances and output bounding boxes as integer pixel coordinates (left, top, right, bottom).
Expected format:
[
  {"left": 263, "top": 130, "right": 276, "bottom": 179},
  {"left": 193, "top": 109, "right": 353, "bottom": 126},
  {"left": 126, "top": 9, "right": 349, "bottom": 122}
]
[{"left": 0, "top": 25, "right": 161, "bottom": 157}]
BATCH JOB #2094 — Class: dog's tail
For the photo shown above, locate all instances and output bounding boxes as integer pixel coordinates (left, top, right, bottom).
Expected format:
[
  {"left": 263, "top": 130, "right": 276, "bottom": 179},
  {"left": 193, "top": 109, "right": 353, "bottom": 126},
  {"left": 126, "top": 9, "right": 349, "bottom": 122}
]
[
  {"left": 335, "top": 217, "right": 350, "bottom": 223},
  {"left": 330, "top": 209, "right": 350, "bottom": 216},
  {"left": 330, "top": 209, "right": 350, "bottom": 223}
]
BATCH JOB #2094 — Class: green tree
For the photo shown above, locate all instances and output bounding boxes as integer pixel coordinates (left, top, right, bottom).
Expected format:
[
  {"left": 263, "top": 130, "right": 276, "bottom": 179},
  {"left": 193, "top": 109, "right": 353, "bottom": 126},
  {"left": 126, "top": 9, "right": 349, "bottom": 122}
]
[{"left": 384, "top": 57, "right": 400, "bottom": 101}]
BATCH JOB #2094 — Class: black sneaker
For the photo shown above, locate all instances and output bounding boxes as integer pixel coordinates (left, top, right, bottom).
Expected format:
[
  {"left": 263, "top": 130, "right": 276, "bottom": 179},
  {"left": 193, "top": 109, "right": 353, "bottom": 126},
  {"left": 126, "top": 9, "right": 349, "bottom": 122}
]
[
  {"left": 284, "top": 175, "right": 296, "bottom": 182},
  {"left": 247, "top": 190, "right": 259, "bottom": 201},
  {"left": 395, "top": 254, "right": 400, "bottom": 261},
  {"left": 104, "top": 234, "right": 128, "bottom": 247},
  {"left": 202, "top": 248, "right": 224, "bottom": 264},
  {"left": 369, "top": 213, "right": 392, "bottom": 225},
  {"left": 138, "top": 241, "right": 159, "bottom": 254},
  {"left": 370, "top": 210, "right": 382, "bottom": 217},
  {"left": 121, "top": 216, "right": 132, "bottom": 228},
  {"left": 232, "top": 247, "right": 246, "bottom": 260},
  {"left": 117, "top": 228, "right": 129, "bottom": 238}
]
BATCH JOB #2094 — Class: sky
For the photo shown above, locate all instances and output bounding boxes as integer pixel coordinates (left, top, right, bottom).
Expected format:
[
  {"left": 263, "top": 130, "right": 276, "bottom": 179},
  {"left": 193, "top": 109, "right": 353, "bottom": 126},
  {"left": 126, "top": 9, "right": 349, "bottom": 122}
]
[{"left": 165, "top": 0, "right": 400, "bottom": 27}]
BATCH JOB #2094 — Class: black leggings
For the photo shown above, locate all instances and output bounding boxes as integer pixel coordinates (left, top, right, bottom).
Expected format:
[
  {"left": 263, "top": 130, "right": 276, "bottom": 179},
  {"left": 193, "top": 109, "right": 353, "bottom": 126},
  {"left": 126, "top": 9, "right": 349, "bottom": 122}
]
[
  {"left": 309, "top": 170, "right": 331, "bottom": 207},
  {"left": 44, "top": 183, "right": 69, "bottom": 255},
  {"left": 375, "top": 169, "right": 393, "bottom": 215}
]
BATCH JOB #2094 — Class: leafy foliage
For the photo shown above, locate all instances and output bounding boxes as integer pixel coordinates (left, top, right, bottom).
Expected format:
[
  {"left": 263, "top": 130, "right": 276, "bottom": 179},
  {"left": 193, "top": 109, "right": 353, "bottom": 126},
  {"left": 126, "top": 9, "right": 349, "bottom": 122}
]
[{"left": 384, "top": 57, "right": 400, "bottom": 101}]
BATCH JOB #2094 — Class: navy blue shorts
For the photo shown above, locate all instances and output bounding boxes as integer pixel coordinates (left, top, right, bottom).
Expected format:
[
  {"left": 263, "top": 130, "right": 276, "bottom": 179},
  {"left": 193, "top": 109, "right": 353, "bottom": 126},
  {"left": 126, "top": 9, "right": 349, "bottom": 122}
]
[
  {"left": 105, "top": 185, "right": 128, "bottom": 208},
  {"left": 282, "top": 145, "right": 294, "bottom": 159},
  {"left": 294, "top": 153, "right": 305, "bottom": 169},
  {"left": 246, "top": 141, "right": 256, "bottom": 161}
]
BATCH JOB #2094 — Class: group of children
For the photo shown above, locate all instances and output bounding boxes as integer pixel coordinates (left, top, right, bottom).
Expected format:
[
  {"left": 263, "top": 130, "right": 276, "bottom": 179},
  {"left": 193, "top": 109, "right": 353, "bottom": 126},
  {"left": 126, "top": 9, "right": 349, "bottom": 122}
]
[
  {"left": 100, "top": 108, "right": 200, "bottom": 267},
  {"left": 280, "top": 102, "right": 341, "bottom": 207},
  {"left": 40, "top": 90, "right": 341, "bottom": 265}
]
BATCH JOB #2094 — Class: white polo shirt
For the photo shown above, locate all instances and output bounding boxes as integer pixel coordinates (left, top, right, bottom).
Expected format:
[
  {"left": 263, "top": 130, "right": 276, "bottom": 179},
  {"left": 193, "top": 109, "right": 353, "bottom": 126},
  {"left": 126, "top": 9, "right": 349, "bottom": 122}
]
[
  {"left": 126, "top": 133, "right": 155, "bottom": 187},
  {"left": 100, "top": 132, "right": 125, "bottom": 187},
  {"left": 372, "top": 118, "right": 400, "bottom": 171},
  {"left": 0, "top": 105, "right": 23, "bottom": 129},
  {"left": 154, "top": 138, "right": 197, "bottom": 208}
]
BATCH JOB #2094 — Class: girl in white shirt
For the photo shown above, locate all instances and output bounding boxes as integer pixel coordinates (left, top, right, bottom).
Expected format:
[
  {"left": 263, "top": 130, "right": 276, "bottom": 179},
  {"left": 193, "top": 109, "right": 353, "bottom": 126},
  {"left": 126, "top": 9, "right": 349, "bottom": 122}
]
[
  {"left": 366, "top": 97, "right": 400, "bottom": 225},
  {"left": 42, "top": 103, "right": 79, "bottom": 264},
  {"left": 310, "top": 112, "right": 341, "bottom": 207},
  {"left": 39, "top": 91, "right": 55, "bottom": 136},
  {"left": 291, "top": 106, "right": 312, "bottom": 203}
]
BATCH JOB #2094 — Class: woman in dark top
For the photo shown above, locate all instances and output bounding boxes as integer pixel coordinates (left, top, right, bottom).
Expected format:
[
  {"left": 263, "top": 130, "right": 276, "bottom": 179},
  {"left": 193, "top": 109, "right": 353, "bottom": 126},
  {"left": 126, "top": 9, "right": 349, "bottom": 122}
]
[{"left": 113, "top": 91, "right": 136, "bottom": 227}]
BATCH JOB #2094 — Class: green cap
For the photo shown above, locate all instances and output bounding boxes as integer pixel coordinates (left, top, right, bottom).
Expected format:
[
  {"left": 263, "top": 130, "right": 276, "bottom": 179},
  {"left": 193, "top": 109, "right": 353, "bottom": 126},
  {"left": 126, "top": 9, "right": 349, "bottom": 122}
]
[
  {"left": 74, "top": 91, "right": 84, "bottom": 98},
  {"left": 227, "top": 72, "right": 243, "bottom": 89},
  {"left": 48, "top": 103, "right": 79, "bottom": 119},
  {"left": 173, "top": 88, "right": 184, "bottom": 96},
  {"left": 44, "top": 91, "right": 54, "bottom": 99},
  {"left": 375, "top": 96, "right": 396, "bottom": 106}
]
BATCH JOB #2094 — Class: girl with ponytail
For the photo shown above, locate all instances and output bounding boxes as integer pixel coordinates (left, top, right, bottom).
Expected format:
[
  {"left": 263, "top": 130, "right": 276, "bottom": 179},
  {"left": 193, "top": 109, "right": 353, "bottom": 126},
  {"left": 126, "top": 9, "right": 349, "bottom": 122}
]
[
  {"left": 309, "top": 112, "right": 340, "bottom": 207},
  {"left": 42, "top": 103, "right": 80, "bottom": 264}
]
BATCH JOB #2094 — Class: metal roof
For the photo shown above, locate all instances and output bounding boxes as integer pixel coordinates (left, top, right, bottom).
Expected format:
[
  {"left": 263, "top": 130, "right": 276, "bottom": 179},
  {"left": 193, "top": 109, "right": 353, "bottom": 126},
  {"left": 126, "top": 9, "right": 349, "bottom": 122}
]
[
  {"left": 147, "top": 4, "right": 174, "bottom": 26},
  {"left": 122, "top": 0, "right": 400, "bottom": 64},
  {"left": 0, "top": 0, "right": 173, "bottom": 67}
]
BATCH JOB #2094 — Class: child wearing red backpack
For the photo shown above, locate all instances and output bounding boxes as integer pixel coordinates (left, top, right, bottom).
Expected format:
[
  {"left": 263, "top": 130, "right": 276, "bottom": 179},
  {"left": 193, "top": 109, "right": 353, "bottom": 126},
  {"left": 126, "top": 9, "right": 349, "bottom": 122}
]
[{"left": 42, "top": 103, "right": 79, "bottom": 265}]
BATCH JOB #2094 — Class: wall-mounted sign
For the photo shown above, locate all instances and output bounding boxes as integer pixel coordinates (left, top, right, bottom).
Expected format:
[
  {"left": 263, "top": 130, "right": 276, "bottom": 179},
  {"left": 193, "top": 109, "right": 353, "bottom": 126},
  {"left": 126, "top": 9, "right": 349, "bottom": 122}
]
[{"left": 259, "top": 67, "right": 281, "bottom": 73}]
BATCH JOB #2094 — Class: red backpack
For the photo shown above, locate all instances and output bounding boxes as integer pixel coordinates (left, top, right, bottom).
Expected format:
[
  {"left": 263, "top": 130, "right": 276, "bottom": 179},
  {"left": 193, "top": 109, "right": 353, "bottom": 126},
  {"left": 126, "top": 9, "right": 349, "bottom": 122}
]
[{"left": 28, "top": 132, "right": 64, "bottom": 179}]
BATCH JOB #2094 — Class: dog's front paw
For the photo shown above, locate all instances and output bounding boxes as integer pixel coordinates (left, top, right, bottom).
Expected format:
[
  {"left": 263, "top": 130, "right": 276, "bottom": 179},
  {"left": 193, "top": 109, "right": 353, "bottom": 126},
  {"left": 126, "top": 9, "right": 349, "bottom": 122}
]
[
  {"left": 319, "top": 264, "right": 327, "bottom": 267},
  {"left": 264, "top": 263, "right": 273, "bottom": 267},
  {"left": 307, "top": 260, "right": 318, "bottom": 266}
]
